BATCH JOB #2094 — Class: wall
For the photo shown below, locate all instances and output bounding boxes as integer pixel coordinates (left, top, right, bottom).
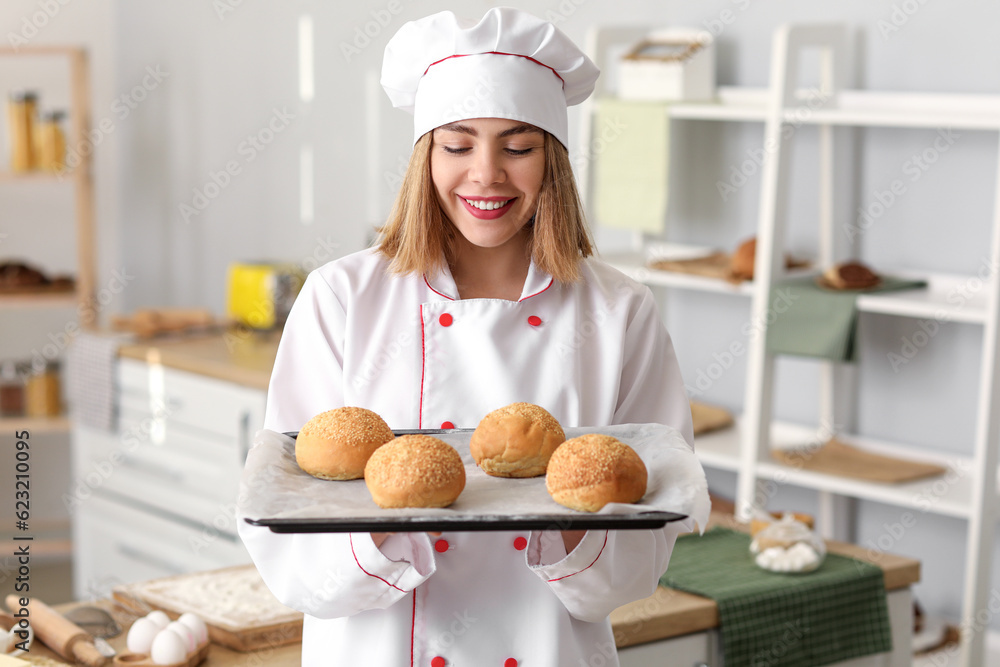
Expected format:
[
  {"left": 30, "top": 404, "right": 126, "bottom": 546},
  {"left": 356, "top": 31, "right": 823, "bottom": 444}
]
[{"left": 2, "top": 0, "right": 999, "bottom": 626}]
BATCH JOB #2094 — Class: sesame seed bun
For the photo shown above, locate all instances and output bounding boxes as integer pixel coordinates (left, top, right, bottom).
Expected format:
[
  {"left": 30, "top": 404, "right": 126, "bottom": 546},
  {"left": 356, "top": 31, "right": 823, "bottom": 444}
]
[
  {"left": 295, "top": 407, "right": 395, "bottom": 481},
  {"left": 469, "top": 403, "right": 565, "bottom": 478},
  {"left": 545, "top": 434, "right": 648, "bottom": 512},
  {"left": 364, "top": 435, "right": 466, "bottom": 508}
]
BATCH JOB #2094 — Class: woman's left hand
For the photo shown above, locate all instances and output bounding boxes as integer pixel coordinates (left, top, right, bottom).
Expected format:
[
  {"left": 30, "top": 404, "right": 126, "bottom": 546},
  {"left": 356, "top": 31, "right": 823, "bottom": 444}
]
[{"left": 562, "top": 530, "right": 586, "bottom": 553}]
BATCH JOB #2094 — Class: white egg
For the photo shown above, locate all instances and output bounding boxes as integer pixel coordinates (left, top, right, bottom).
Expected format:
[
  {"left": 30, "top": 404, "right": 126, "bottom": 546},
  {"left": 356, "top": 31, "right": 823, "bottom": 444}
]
[
  {"left": 165, "top": 621, "right": 196, "bottom": 653},
  {"left": 126, "top": 617, "right": 160, "bottom": 654},
  {"left": 178, "top": 613, "right": 209, "bottom": 646},
  {"left": 150, "top": 629, "right": 187, "bottom": 665},
  {"left": 144, "top": 610, "right": 171, "bottom": 629}
]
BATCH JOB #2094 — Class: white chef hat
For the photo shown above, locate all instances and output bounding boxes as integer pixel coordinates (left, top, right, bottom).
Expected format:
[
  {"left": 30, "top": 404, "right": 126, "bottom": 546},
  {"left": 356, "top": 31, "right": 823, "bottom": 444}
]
[{"left": 381, "top": 7, "right": 599, "bottom": 148}]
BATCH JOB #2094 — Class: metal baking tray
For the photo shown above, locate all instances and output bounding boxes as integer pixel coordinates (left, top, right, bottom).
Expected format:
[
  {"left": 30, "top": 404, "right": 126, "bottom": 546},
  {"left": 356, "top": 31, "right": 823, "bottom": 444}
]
[{"left": 241, "top": 426, "right": 695, "bottom": 533}]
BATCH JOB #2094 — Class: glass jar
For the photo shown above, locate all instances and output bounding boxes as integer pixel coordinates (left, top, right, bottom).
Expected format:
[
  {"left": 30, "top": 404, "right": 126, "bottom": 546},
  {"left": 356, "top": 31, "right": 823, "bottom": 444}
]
[
  {"left": 36, "top": 110, "right": 67, "bottom": 172},
  {"left": 25, "top": 360, "right": 61, "bottom": 418},
  {"left": 0, "top": 360, "right": 25, "bottom": 417},
  {"left": 7, "top": 90, "right": 38, "bottom": 172},
  {"left": 750, "top": 513, "right": 827, "bottom": 573}
]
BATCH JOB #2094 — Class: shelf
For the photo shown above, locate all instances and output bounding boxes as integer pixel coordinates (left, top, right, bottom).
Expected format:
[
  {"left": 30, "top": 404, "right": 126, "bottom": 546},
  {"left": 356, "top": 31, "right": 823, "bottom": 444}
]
[
  {"left": 0, "top": 289, "right": 78, "bottom": 308},
  {"left": 693, "top": 416, "right": 822, "bottom": 472},
  {"left": 663, "top": 87, "right": 1000, "bottom": 131},
  {"left": 603, "top": 248, "right": 754, "bottom": 295},
  {"left": 609, "top": 250, "right": 989, "bottom": 324},
  {"left": 759, "top": 430, "right": 980, "bottom": 520},
  {"left": 0, "top": 170, "right": 72, "bottom": 182},
  {"left": 694, "top": 415, "right": 984, "bottom": 520},
  {"left": 0, "top": 415, "right": 71, "bottom": 433},
  {"left": 667, "top": 87, "right": 769, "bottom": 122},
  {"left": 856, "top": 272, "right": 989, "bottom": 325}
]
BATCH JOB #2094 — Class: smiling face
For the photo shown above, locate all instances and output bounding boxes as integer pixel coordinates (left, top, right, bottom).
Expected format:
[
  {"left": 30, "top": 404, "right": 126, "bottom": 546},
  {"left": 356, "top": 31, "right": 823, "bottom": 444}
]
[{"left": 430, "top": 118, "right": 546, "bottom": 251}]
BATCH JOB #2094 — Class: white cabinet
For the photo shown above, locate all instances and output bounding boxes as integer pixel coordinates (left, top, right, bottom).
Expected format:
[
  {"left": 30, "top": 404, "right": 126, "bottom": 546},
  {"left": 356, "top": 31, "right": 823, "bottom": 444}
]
[
  {"left": 582, "top": 22, "right": 1000, "bottom": 667},
  {"left": 72, "top": 359, "right": 264, "bottom": 599}
]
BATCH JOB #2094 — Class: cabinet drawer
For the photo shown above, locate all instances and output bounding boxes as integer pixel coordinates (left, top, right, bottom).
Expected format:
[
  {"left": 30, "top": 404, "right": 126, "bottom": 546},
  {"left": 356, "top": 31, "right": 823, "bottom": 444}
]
[
  {"left": 119, "top": 359, "right": 265, "bottom": 439},
  {"left": 618, "top": 632, "right": 713, "bottom": 666},
  {"left": 73, "top": 493, "right": 250, "bottom": 599},
  {"left": 95, "top": 411, "right": 243, "bottom": 530}
]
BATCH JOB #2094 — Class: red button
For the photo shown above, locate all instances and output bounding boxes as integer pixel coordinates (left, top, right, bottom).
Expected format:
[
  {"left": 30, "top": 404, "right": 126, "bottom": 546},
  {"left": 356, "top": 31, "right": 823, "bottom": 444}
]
[
  {"left": 434, "top": 539, "right": 449, "bottom": 553},
  {"left": 513, "top": 537, "right": 527, "bottom": 551},
  {"left": 504, "top": 659, "right": 518, "bottom": 667},
  {"left": 439, "top": 313, "right": 453, "bottom": 327},
  {"left": 441, "top": 421, "right": 455, "bottom": 429},
  {"left": 527, "top": 315, "right": 542, "bottom": 326},
  {"left": 431, "top": 658, "right": 446, "bottom": 667}
]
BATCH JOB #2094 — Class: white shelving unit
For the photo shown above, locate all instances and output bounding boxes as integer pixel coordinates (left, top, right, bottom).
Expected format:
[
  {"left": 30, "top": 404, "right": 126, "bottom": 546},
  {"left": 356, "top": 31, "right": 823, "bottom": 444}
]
[
  {"left": 1, "top": 46, "right": 96, "bottom": 564},
  {"left": 581, "top": 23, "right": 1000, "bottom": 667}
]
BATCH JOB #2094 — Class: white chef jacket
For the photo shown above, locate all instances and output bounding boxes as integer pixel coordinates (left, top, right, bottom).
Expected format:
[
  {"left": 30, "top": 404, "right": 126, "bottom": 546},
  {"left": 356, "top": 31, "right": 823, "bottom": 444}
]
[{"left": 238, "top": 248, "right": 696, "bottom": 667}]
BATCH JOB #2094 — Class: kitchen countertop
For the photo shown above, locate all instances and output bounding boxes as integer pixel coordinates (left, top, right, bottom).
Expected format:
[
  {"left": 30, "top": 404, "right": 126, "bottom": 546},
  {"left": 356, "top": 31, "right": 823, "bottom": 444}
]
[
  {"left": 117, "top": 329, "right": 280, "bottom": 390},
  {"left": 27, "top": 514, "right": 917, "bottom": 665}
]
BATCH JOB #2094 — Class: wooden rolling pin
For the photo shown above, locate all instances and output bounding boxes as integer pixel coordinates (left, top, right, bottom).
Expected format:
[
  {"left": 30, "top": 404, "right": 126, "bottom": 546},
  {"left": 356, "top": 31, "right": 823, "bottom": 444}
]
[{"left": 5, "top": 595, "right": 109, "bottom": 666}]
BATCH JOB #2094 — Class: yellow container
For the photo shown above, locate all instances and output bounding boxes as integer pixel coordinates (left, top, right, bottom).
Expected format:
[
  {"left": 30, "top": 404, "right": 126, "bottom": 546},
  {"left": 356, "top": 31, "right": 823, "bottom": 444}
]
[
  {"left": 7, "top": 90, "right": 38, "bottom": 172},
  {"left": 227, "top": 262, "right": 305, "bottom": 330},
  {"left": 25, "top": 362, "right": 61, "bottom": 418},
  {"left": 36, "top": 110, "right": 66, "bottom": 172}
]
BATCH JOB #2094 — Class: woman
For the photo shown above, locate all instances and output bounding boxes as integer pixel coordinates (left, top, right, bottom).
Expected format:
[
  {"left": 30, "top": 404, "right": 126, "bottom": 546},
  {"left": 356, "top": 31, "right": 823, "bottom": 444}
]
[{"left": 239, "top": 8, "right": 698, "bottom": 666}]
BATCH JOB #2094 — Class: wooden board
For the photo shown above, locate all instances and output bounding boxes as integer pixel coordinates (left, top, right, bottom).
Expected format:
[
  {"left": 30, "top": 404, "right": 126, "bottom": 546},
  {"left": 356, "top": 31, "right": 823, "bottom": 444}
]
[
  {"left": 649, "top": 251, "right": 740, "bottom": 282},
  {"left": 691, "top": 401, "right": 734, "bottom": 437},
  {"left": 772, "top": 438, "right": 947, "bottom": 483},
  {"left": 111, "top": 566, "right": 302, "bottom": 653},
  {"left": 648, "top": 252, "right": 810, "bottom": 283}
]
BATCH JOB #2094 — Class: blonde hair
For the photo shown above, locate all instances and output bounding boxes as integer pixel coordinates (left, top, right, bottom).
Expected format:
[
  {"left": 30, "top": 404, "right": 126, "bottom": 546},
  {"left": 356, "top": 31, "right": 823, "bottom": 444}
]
[{"left": 376, "top": 130, "right": 594, "bottom": 283}]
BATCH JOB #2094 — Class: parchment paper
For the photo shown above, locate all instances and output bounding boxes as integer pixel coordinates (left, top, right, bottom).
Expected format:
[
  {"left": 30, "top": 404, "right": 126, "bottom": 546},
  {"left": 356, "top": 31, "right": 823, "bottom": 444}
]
[{"left": 239, "top": 424, "right": 710, "bottom": 532}]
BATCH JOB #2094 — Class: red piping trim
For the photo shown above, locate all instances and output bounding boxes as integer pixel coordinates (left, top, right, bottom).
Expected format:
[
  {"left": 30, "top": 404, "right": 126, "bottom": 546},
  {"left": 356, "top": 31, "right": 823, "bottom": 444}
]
[
  {"left": 349, "top": 534, "right": 405, "bottom": 591},
  {"left": 418, "top": 305, "right": 426, "bottom": 429},
  {"left": 424, "top": 51, "right": 565, "bottom": 86},
  {"left": 547, "top": 531, "right": 608, "bottom": 582},
  {"left": 410, "top": 592, "right": 416, "bottom": 667},
  {"left": 423, "top": 274, "right": 455, "bottom": 301},
  {"left": 519, "top": 277, "right": 554, "bottom": 302}
]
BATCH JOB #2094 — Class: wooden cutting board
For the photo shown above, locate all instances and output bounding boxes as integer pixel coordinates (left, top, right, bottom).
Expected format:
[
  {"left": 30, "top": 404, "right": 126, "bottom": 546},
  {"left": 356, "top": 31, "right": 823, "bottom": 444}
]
[
  {"left": 691, "top": 401, "right": 734, "bottom": 437},
  {"left": 772, "top": 438, "right": 947, "bottom": 483},
  {"left": 112, "top": 565, "right": 302, "bottom": 652}
]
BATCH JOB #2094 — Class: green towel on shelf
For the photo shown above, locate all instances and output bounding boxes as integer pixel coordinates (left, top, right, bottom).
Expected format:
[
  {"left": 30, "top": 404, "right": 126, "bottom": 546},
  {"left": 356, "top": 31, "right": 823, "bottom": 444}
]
[
  {"left": 660, "top": 528, "right": 892, "bottom": 667},
  {"left": 592, "top": 98, "right": 669, "bottom": 234},
  {"left": 765, "top": 276, "right": 928, "bottom": 362}
]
